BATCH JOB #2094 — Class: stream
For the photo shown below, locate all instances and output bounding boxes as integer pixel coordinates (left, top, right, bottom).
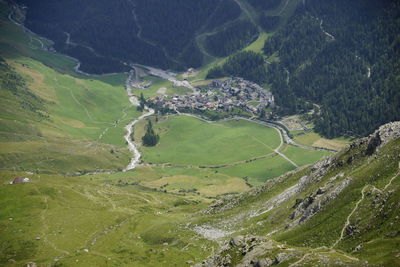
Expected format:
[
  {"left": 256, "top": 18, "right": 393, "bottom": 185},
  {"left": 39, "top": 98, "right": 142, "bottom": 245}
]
[{"left": 123, "top": 71, "right": 155, "bottom": 171}]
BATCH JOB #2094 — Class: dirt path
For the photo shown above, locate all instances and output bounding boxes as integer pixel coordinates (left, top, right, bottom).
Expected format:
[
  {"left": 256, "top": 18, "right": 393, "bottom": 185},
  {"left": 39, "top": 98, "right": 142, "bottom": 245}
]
[
  {"left": 332, "top": 169, "right": 400, "bottom": 248},
  {"left": 331, "top": 185, "right": 368, "bottom": 248},
  {"left": 251, "top": 136, "right": 298, "bottom": 168},
  {"left": 233, "top": 0, "right": 262, "bottom": 31},
  {"left": 35, "top": 187, "right": 71, "bottom": 261}
]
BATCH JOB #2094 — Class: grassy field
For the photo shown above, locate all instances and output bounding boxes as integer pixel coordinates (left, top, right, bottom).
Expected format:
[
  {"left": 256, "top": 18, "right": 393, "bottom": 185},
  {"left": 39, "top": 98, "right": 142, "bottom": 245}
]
[
  {"left": 0, "top": 55, "right": 140, "bottom": 173},
  {"left": 139, "top": 116, "right": 281, "bottom": 166},
  {"left": 0, "top": 170, "right": 216, "bottom": 266},
  {"left": 218, "top": 155, "right": 295, "bottom": 186},
  {"left": 244, "top": 32, "right": 270, "bottom": 53},
  {"left": 280, "top": 145, "right": 332, "bottom": 166},
  {"left": 133, "top": 115, "right": 332, "bottom": 187},
  {"left": 293, "top": 132, "right": 349, "bottom": 151}
]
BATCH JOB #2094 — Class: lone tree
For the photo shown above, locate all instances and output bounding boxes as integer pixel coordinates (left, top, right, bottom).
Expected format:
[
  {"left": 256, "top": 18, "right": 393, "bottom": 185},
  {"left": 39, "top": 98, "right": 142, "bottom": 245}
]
[
  {"left": 142, "top": 120, "right": 159, "bottom": 146},
  {"left": 138, "top": 92, "right": 146, "bottom": 111}
]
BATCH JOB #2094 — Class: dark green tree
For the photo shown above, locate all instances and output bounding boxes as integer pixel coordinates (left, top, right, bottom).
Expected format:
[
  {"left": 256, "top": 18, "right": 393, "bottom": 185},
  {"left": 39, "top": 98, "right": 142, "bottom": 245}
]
[
  {"left": 259, "top": 108, "right": 266, "bottom": 119},
  {"left": 142, "top": 120, "right": 159, "bottom": 147},
  {"left": 138, "top": 93, "right": 146, "bottom": 111}
]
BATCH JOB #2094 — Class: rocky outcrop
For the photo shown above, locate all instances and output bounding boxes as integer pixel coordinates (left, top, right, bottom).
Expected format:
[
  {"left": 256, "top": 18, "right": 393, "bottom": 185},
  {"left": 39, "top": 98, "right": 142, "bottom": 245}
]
[
  {"left": 288, "top": 174, "right": 352, "bottom": 227},
  {"left": 252, "top": 157, "right": 336, "bottom": 218},
  {"left": 196, "top": 236, "right": 294, "bottom": 267},
  {"left": 348, "top": 121, "right": 400, "bottom": 156},
  {"left": 371, "top": 122, "right": 400, "bottom": 148}
]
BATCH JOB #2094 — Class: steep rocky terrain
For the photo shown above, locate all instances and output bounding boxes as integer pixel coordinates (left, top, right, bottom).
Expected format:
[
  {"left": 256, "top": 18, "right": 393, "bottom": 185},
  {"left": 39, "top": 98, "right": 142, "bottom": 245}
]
[{"left": 192, "top": 122, "right": 400, "bottom": 266}]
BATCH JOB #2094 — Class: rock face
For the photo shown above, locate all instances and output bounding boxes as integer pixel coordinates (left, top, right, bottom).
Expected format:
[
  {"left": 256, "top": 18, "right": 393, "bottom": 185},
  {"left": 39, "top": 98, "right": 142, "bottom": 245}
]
[
  {"left": 195, "top": 235, "right": 318, "bottom": 267},
  {"left": 372, "top": 122, "right": 400, "bottom": 148},
  {"left": 366, "top": 132, "right": 382, "bottom": 155},
  {"left": 351, "top": 121, "right": 400, "bottom": 156},
  {"left": 288, "top": 175, "right": 352, "bottom": 227}
]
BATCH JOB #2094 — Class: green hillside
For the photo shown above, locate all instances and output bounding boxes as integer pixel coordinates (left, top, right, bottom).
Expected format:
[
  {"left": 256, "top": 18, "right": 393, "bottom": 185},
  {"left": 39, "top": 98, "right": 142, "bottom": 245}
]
[{"left": 0, "top": 3, "right": 139, "bottom": 174}]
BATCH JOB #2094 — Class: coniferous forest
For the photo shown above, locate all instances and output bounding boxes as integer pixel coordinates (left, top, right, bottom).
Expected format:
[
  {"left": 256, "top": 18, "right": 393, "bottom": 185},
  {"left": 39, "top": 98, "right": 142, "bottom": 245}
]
[
  {"left": 207, "top": 51, "right": 268, "bottom": 84},
  {"left": 209, "top": 0, "right": 400, "bottom": 138},
  {"left": 15, "top": 0, "right": 242, "bottom": 73}
]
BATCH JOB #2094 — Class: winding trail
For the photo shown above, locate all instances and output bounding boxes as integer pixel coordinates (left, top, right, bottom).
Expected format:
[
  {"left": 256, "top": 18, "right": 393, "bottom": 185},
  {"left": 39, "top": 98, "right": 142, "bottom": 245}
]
[
  {"left": 64, "top": 32, "right": 103, "bottom": 58},
  {"left": 331, "top": 185, "right": 368, "bottom": 248},
  {"left": 332, "top": 169, "right": 400, "bottom": 248},
  {"left": 8, "top": 4, "right": 50, "bottom": 51},
  {"left": 233, "top": 0, "right": 262, "bottom": 31},
  {"left": 277, "top": 0, "right": 292, "bottom": 16}
]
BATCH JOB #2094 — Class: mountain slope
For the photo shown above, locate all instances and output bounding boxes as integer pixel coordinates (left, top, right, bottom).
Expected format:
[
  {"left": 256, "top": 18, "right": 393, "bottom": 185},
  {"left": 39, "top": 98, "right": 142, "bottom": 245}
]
[
  {"left": 263, "top": 0, "right": 400, "bottom": 138},
  {"left": 12, "top": 0, "right": 247, "bottom": 73},
  {"left": 192, "top": 122, "right": 400, "bottom": 266},
  {"left": 0, "top": 3, "right": 140, "bottom": 174}
]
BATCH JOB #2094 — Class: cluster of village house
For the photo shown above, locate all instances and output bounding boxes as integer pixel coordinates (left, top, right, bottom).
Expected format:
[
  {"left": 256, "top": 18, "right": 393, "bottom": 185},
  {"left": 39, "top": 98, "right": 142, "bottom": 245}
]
[{"left": 147, "top": 78, "right": 275, "bottom": 117}]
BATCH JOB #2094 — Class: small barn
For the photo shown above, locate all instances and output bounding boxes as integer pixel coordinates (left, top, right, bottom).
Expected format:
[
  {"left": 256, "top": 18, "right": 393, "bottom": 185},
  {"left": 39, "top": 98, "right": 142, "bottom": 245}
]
[{"left": 10, "top": 177, "right": 31, "bottom": 184}]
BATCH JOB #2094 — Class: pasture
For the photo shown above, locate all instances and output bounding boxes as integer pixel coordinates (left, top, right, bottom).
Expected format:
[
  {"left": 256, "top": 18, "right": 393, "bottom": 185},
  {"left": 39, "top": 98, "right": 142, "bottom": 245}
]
[{"left": 140, "top": 115, "right": 281, "bottom": 166}]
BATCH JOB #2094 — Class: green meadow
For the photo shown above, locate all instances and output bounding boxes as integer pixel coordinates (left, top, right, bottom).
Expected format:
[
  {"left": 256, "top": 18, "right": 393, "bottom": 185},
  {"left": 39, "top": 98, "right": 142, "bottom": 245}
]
[
  {"left": 140, "top": 116, "right": 281, "bottom": 166},
  {"left": 280, "top": 145, "right": 332, "bottom": 166},
  {"left": 135, "top": 115, "right": 331, "bottom": 187}
]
